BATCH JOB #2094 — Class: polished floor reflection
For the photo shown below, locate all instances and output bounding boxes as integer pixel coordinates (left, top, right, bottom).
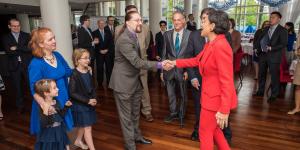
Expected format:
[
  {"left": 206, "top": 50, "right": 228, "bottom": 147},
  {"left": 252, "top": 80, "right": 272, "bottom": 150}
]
[{"left": 0, "top": 68, "right": 300, "bottom": 150}]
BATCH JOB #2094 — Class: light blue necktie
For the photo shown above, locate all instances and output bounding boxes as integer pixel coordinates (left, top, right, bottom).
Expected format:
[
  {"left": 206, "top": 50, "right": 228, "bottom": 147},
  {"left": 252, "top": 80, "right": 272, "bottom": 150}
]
[
  {"left": 100, "top": 30, "right": 104, "bottom": 41},
  {"left": 175, "top": 32, "right": 180, "bottom": 56}
]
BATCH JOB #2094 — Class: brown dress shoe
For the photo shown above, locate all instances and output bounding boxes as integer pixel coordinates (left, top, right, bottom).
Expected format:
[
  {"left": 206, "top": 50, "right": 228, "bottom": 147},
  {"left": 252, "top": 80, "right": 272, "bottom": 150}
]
[{"left": 144, "top": 114, "right": 154, "bottom": 122}]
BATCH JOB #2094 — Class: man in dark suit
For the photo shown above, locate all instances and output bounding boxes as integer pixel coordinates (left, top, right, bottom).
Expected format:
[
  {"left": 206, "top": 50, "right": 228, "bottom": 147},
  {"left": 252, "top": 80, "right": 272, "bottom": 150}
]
[
  {"left": 155, "top": 20, "right": 167, "bottom": 61},
  {"left": 104, "top": 16, "right": 115, "bottom": 38},
  {"left": 93, "top": 19, "right": 114, "bottom": 87},
  {"left": 186, "top": 28, "right": 205, "bottom": 140},
  {"left": 187, "top": 14, "right": 197, "bottom": 31},
  {"left": 161, "top": 12, "right": 191, "bottom": 127},
  {"left": 109, "top": 11, "right": 161, "bottom": 150},
  {"left": 2, "top": 18, "right": 31, "bottom": 112},
  {"left": 77, "top": 15, "right": 99, "bottom": 71},
  {"left": 254, "top": 11, "right": 288, "bottom": 102}
]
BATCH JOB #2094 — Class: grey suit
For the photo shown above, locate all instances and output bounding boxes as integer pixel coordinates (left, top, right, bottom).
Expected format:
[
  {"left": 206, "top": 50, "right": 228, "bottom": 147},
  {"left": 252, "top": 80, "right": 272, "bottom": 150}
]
[
  {"left": 109, "top": 28, "right": 157, "bottom": 150},
  {"left": 161, "top": 29, "right": 191, "bottom": 120}
]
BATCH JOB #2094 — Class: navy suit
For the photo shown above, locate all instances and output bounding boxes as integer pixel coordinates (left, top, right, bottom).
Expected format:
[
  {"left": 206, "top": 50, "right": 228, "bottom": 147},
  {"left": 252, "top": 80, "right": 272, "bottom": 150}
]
[
  {"left": 155, "top": 31, "right": 164, "bottom": 58},
  {"left": 92, "top": 29, "right": 114, "bottom": 85},
  {"left": 2, "top": 31, "right": 31, "bottom": 108}
]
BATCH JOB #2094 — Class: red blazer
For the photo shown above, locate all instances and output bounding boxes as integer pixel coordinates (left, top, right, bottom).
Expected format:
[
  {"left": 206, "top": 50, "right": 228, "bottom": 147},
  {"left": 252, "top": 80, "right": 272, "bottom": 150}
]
[{"left": 176, "top": 34, "right": 237, "bottom": 114}]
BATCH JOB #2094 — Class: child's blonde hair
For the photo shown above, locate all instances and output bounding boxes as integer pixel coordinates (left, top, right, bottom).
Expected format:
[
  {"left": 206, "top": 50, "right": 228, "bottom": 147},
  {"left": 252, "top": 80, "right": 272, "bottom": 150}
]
[
  {"left": 72, "top": 48, "right": 90, "bottom": 67},
  {"left": 34, "top": 79, "right": 55, "bottom": 98}
]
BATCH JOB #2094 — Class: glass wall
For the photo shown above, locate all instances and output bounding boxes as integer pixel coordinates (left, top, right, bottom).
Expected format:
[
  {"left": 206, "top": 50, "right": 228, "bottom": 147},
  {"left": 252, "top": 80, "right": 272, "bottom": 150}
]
[{"left": 224, "top": 0, "right": 270, "bottom": 34}]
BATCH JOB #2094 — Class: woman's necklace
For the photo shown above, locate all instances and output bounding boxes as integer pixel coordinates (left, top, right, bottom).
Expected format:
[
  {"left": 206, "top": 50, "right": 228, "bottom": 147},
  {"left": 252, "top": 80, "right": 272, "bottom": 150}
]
[{"left": 44, "top": 54, "right": 56, "bottom": 64}]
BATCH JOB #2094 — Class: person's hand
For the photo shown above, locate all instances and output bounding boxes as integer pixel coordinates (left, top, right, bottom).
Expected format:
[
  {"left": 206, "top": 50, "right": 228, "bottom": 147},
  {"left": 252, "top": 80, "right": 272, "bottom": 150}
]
[
  {"left": 93, "top": 38, "right": 99, "bottom": 44},
  {"left": 215, "top": 112, "right": 229, "bottom": 129},
  {"left": 162, "top": 60, "right": 175, "bottom": 71},
  {"left": 160, "top": 73, "right": 164, "bottom": 82},
  {"left": 65, "top": 101, "right": 72, "bottom": 107},
  {"left": 156, "top": 56, "right": 161, "bottom": 61},
  {"left": 88, "top": 99, "right": 97, "bottom": 106},
  {"left": 183, "top": 72, "right": 188, "bottom": 81},
  {"left": 100, "top": 49, "right": 108, "bottom": 54},
  {"left": 10, "top": 46, "right": 17, "bottom": 51},
  {"left": 191, "top": 79, "right": 200, "bottom": 90},
  {"left": 41, "top": 103, "right": 56, "bottom": 116}
]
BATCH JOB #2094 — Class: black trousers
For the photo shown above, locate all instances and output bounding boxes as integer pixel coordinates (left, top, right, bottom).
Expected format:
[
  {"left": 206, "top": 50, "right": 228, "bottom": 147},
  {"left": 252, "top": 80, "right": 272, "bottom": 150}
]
[
  {"left": 258, "top": 55, "right": 280, "bottom": 97},
  {"left": 96, "top": 53, "right": 113, "bottom": 86},
  {"left": 10, "top": 64, "right": 28, "bottom": 108}
]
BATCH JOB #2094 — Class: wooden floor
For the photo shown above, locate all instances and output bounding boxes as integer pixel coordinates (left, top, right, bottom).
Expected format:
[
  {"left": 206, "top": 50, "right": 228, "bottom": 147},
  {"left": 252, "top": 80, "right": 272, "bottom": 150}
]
[{"left": 1, "top": 67, "right": 300, "bottom": 150}]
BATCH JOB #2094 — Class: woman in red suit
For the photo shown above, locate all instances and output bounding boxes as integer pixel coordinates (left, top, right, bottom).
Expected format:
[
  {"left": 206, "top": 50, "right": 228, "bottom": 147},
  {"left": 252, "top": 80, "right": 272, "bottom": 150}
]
[{"left": 163, "top": 9, "right": 237, "bottom": 149}]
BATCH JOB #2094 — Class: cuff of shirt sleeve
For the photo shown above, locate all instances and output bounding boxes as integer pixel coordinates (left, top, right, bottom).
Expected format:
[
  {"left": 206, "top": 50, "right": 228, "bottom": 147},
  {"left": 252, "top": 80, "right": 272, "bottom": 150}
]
[{"left": 156, "top": 62, "right": 162, "bottom": 69}]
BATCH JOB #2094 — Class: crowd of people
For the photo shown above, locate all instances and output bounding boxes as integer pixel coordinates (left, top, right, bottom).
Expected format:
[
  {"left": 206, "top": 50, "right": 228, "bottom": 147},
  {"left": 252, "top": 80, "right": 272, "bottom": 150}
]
[{"left": 0, "top": 3, "right": 299, "bottom": 150}]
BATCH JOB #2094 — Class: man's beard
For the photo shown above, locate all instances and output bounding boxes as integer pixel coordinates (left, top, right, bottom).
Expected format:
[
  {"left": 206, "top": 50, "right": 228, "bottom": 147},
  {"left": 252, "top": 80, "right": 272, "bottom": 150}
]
[{"left": 136, "top": 25, "right": 142, "bottom": 33}]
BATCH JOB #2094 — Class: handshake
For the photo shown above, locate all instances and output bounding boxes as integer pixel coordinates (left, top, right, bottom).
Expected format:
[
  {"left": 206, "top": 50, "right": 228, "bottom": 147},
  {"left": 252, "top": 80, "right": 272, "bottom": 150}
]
[{"left": 161, "top": 60, "right": 176, "bottom": 71}]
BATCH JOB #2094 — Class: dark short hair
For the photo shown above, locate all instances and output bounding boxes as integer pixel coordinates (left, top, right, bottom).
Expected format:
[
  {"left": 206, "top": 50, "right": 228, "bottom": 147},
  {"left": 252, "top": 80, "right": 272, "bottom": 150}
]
[
  {"left": 80, "top": 15, "right": 90, "bottom": 25},
  {"left": 159, "top": 20, "right": 167, "bottom": 26},
  {"left": 107, "top": 16, "right": 114, "bottom": 21},
  {"left": 208, "top": 10, "right": 230, "bottom": 34},
  {"left": 125, "top": 5, "right": 137, "bottom": 13},
  {"left": 271, "top": 11, "right": 282, "bottom": 19},
  {"left": 200, "top": 7, "right": 215, "bottom": 18},
  {"left": 125, "top": 11, "right": 139, "bottom": 22},
  {"left": 8, "top": 18, "right": 20, "bottom": 25},
  {"left": 229, "top": 18, "right": 236, "bottom": 29},
  {"left": 188, "top": 14, "right": 193, "bottom": 18}
]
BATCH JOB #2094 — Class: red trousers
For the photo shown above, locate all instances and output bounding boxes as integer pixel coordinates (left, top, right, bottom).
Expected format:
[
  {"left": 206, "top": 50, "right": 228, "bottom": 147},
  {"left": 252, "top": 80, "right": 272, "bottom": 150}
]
[{"left": 199, "top": 108, "right": 230, "bottom": 150}]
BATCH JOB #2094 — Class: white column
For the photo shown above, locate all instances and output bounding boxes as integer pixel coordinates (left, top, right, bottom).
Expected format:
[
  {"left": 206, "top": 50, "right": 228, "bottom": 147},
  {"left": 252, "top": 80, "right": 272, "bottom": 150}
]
[
  {"left": 140, "top": 0, "right": 149, "bottom": 17},
  {"left": 95, "top": 2, "right": 100, "bottom": 16},
  {"left": 126, "top": 0, "right": 134, "bottom": 6},
  {"left": 184, "top": 0, "right": 193, "bottom": 15},
  {"left": 195, "top": 0, "right": 209, "bottom": 29},
  {"left": 103, "top": 2, "right": 110, "bottom": 16},
  {"left": 16, "top": 14, "right": 30, "bottom": 33},
  {"left": 120, "top": 1, "right": 126, "bottom": 16},
  {"left": 115, "top": 1, "right": 121, "bottom": 16},
  {"left": 134, "top": 0, "right": 140, "bottom": 13},
  {"left": 149, "top": 0, "right": 162, "bottom": 38},
  {"left": 99, "top": 2, "right": 104, "bottom": 16},
  {"left": 40, "top": 0, "right": 73, "bottom": 67}
]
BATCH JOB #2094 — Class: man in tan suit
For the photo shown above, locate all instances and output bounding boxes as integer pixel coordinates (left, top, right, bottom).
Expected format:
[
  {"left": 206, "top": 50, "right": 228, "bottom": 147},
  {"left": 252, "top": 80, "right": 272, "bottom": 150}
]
[{"left": 115, "top": 5, "right": 153, "bottom": 122}]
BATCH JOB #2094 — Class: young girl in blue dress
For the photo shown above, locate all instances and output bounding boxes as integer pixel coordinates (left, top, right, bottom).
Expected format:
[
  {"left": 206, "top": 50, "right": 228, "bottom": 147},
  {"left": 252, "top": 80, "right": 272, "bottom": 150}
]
[
  {"left": 69, "top": 48, "right": 97, "bottom": 150},
  {"left": 34, "top": 79, "right": 72, "bottom": 150}
]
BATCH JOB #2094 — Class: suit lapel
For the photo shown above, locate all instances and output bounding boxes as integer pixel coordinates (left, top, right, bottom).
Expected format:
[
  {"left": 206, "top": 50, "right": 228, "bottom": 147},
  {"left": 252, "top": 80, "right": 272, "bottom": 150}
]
[
  {"left": 200, "top": 43, "right": 213, "bottom": 74},
  {"left": 178, "top": 29, "right": 188, "bottom": 56},
  {"left": 9, "top": 33, "right": 18, "bottom": 44},
  {"left": 169, "top": 30, "right": 176, "bottom": 56}
]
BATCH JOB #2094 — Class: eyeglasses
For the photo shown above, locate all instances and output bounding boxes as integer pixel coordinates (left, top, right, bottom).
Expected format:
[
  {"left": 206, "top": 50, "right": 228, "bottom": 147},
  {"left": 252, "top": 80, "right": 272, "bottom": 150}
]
[{"left": 130, "top": 19, "right": 143, "bottom": 23}]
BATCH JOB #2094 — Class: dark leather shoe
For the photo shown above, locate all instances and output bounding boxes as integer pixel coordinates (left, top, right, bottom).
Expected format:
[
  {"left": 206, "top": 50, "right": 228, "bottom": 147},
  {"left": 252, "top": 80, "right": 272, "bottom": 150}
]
[
  {"left": 191, "top": 130, "right": 199, "bottom": 141},
  {"left": 164, "top": 114, "right": 178, "bottom": 123},
  {"left": 135, "top": 137, "right": 152, "bottom": 144},
  {"left": 267, "top": 96, "right": 277, "bottom": 103}
]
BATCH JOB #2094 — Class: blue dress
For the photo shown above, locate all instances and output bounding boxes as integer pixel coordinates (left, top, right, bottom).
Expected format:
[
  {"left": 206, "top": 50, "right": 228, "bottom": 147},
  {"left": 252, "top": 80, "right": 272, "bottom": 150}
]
[
  {"left": 35, "top": 102, "right": 70, "bottom": 150},
  {"left": 28, "top": 51, "right": 73, "bottom": 135},
  {"left": 71, "top": 72, "right": 97, "bottom": 127}
]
